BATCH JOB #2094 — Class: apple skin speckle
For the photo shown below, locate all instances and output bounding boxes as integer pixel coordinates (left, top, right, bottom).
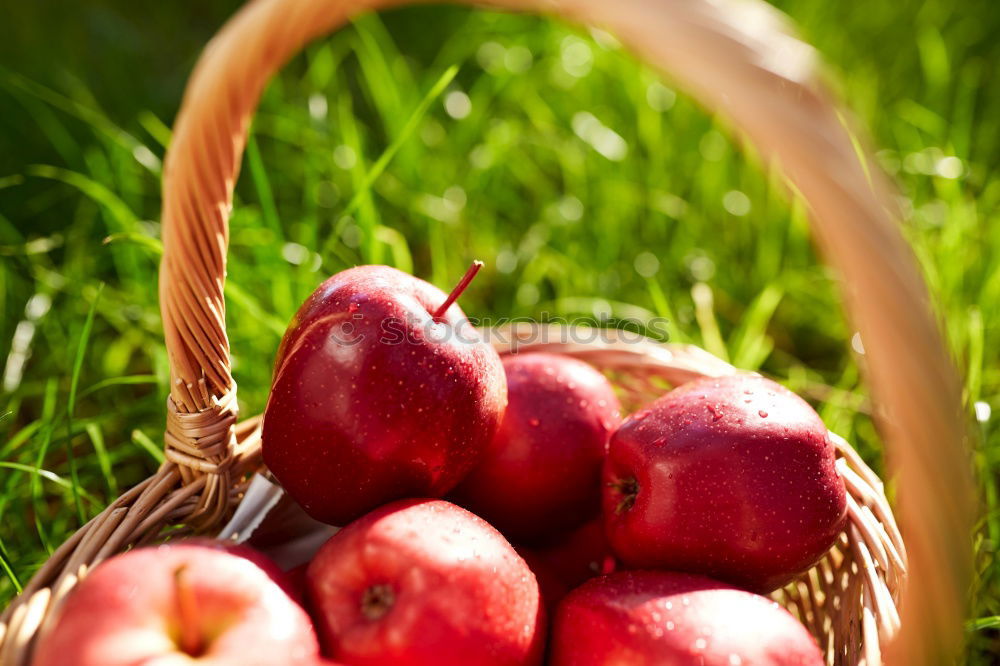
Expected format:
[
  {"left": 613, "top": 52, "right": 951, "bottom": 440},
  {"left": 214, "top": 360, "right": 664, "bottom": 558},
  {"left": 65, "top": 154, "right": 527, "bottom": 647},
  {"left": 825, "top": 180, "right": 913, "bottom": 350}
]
[
  {"left": 601, "top": 375, "right": 847, "bottom": 593},
  {"left": 262, "top": 265, "right": 506, "bottom": 527}
]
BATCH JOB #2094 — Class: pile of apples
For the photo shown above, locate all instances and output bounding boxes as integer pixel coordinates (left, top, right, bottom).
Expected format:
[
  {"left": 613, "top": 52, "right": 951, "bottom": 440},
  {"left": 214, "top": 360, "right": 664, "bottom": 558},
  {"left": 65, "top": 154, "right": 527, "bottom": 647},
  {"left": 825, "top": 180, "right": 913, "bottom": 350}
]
[{"left": 36, "top": 265, "right": 848, "bottom": 666}]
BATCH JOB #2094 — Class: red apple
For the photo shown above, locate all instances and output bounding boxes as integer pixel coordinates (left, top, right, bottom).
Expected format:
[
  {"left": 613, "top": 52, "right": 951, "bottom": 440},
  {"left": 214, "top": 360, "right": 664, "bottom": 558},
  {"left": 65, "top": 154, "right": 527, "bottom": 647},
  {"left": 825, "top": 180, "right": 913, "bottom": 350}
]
[
  {"left": 603, "top": 375, "right": 847, "bottom": 593},
  {"left": 262, "top": 263, "right": 506, "bottom": 526},
  {"left": 519, "top": 519, "right": 617, "bottom": 610},
  {"left": 307, "top": 499, "right": 545, "bottom": 666},
  {"left": 551, "top": 570, "right": 824, "bottom": 665},
  {"left": 33, "top": 543, "right": 320, "bottom": 666},
  {"left": 452, "top": 352, "right": 621, "bottom": 542}
]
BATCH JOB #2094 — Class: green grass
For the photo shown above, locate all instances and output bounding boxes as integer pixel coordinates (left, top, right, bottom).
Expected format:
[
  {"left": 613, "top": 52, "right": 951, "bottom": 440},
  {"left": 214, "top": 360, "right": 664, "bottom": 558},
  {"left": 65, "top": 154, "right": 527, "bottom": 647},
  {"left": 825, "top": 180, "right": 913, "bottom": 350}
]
[{"left": 2, "top": 0, "right": 999, "bottom": 661}]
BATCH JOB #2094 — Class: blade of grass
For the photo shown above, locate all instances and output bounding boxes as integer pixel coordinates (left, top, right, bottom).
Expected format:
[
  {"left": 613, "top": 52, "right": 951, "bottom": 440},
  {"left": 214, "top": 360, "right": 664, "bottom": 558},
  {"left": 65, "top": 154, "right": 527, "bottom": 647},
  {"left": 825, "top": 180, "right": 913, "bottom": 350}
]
[
  {"left": 131, "top": 429, "right": 165, "bottom": 464},
  {"left": 374, "top": 225, "right": 414, "bottom": 275},
  {"left": 79, "top": 374, "right": 158, "bottom": 400},
  {"left": 691, "top": 283, "right": 729, "bottom": 362},
  {"left": 65, "top": 283, "right": 104, "bottom": 523},
  {"left": 0, "top": 66, "right": 160, "bottom": 174},
  {"left": 26, "top": 165, "right": 139, "bottom": 232},
  {"left": 351, "top": 13, "right": 420, "bottom": 175},
  {"left": 966, "top": 307, "right": 984, "bottom": 404},
  {"left": 0, "top": 419, "right": 43, "bottom": 459},
  {"left": 31, "top": 378, "right": 59, "bottom": 554},
  {"left": 729, "top": 283, "right": 784, "bottom": 370},
  {"left": 85, "top": 423, "right": 117, "bottom": 496},
  {"left": 646, "top": 278, "right": 686, "bottom": 343},
  {"left": 138, "top": 110, "right": 172, "bottom": 149},
  {"left": 103, "top": 232, "right": 163, "bottom": 256},
  {"left": 332, "top": 64, "right": 458, "bottom": 229},
  {"left": 0, "top": 462, "right": 99, "bottom": 502},
  {"left": 245, "top": 136, "right": 283, "bottom": 237},
  {"left": 244, "top": 134, "right": 294, "bottom": 315},
  {"left": 335, "top": 90, "right": 382, "bottom": 264},
  {"left": 966, "top": 616, "right": 1000, "bottom": 632},
  {"left": 0, "top": 175, "right": 25, "bottom": 190},
  {"left": 0, "top": 538, "right": 21, "bottom": 595},
  {"left": 225, "top": 281, "right": 288, "bottom": 339}
]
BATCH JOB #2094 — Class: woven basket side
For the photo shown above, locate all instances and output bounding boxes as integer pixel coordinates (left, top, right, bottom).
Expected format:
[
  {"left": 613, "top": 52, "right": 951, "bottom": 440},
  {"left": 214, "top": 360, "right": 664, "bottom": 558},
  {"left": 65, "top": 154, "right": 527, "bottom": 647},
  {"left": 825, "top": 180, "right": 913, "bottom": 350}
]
[{"left": 61, "top": 0, "right": 974, "bottom": 664}]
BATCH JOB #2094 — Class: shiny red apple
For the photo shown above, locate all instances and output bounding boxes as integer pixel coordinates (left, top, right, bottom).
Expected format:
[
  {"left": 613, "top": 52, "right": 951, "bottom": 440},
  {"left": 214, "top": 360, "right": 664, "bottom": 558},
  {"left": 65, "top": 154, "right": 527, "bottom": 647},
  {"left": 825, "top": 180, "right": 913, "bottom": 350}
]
[
  {"left": 262, "top": 263, "right": 506, "bottom": 526},
  {"left": 33, "top": 543, "right": 320, "bottom": 666},
  {"left": 550, "top": 570, "right": 824, "bottom": 665},
  {"left": 306, "top": 499, "right": 545, "bottom": 666},
  {"left": 452, "top": 352, "right": 621, "bottom": 543},
  {"left": 603, "top": 374, "right": 847, "bottom": 593}
]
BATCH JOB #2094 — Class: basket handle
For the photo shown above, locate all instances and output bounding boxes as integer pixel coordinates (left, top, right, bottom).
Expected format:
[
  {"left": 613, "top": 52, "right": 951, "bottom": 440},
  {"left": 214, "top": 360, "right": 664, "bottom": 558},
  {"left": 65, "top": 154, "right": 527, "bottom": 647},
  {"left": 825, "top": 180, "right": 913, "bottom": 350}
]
[{"left": 159, "top": 0, "right": 972, "bottom": 662}]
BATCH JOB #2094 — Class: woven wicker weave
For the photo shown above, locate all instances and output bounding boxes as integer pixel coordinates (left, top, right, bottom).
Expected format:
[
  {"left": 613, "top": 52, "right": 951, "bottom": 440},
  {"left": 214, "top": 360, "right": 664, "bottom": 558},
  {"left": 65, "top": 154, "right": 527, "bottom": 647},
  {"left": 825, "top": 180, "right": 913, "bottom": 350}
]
[{"left": 0, "top": 1, "right": 973, "bottom": 665}]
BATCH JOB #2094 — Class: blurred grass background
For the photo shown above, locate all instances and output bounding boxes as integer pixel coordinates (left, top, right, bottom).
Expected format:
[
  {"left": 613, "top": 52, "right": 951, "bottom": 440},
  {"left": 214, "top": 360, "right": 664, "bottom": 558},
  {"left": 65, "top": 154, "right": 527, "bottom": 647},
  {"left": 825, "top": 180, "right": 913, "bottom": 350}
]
[{"left": 1, "top": 0, "right": 998, "bottom": 660}]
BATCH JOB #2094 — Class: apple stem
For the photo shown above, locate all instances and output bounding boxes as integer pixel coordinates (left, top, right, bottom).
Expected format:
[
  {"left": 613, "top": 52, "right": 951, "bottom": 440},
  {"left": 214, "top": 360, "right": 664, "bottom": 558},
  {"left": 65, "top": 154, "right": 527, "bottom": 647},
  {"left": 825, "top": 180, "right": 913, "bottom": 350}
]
[
  {"left": 173, "top": 565, "right": 203, "bottom": 657},
  {"left": 609, "top": 477, "right": 639, "bottom": 514},
  {"left": 433, "top": 260, "right": 483, "bottom": 319}
]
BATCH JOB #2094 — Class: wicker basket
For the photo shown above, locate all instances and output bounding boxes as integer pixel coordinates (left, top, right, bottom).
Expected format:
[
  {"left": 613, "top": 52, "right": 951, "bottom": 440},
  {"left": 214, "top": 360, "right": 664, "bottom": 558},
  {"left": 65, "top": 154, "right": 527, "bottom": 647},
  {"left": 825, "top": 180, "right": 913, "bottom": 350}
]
[{"left": 0, "top": 0, "right": 974, "bottom": 665}]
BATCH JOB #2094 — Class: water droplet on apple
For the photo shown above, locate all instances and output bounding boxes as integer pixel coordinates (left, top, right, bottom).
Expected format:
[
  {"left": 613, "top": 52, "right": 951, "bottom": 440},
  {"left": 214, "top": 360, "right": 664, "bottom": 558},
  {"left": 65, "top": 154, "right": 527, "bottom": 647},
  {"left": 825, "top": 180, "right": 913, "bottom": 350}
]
[
  {"left": 528, "top": 418, "right": 540, "bottom": 427},
  {"left": 758, "top": 410, "right": 768, "bottom": 418}
]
